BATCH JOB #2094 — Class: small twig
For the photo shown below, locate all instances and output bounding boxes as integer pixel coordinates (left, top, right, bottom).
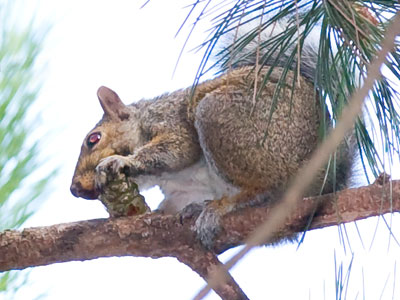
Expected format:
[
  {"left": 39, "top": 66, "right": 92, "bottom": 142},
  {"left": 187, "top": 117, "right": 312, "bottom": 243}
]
[
  {"left": 251, "top": 1, "right": 266, "bottom": 114},
  {"left": 226, "top": 0, "right": 248, "bottom": 106},
  {"left": 177, "top": 250, "right": 249, "bottom": 300},
  {"left": 295, "top": 0, "right": 301, "bottom": 87},
  {"left": 348, "top": 1, "right": 361, "bottom": 55},
  {"left": 327, "top": 0, "right": 369, "bottom": 40}
]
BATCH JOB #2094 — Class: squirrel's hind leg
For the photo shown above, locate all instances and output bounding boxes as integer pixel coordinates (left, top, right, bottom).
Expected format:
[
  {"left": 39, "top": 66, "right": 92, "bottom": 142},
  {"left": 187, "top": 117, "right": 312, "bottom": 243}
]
[
  {"left": 191, "top": 85, "right": 284, "bottom": 249},
  {"left": 191, "top": 189, "right": 279, "bottom": 249},
  {"left": 191, "top": 77, "right": 319, "bottom": 249}
]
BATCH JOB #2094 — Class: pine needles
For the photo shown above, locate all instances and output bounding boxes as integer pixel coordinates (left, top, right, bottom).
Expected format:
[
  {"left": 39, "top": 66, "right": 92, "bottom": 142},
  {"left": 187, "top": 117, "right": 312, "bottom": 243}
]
[
  {"left": 181, "top": 0, "right": 400, "bottom": 181},
  {"left": 0, "top": 0, "right": 54, "bottom": 295}
]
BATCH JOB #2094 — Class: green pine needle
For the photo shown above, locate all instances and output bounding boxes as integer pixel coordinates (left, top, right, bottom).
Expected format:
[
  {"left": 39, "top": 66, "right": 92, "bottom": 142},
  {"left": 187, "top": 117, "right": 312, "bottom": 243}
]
[
  {"left": 181, "top": 0, "right": 400, "bottom": 182},
  {"left": 0, "top": 0, "right": 54, "bottom": 297}
]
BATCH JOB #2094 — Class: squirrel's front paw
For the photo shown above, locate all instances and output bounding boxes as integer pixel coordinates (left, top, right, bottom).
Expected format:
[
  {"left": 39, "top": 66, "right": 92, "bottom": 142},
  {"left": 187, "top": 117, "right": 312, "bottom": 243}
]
[
  {"left": 95, "top": 155, "right": 149, "bottom": 217},
  {"left": 96, "top": 155, "right": 129, "bottom": 192},
  {"left": 95, "top": 155, "right": 143, "bottom": 187},
  {"left": 96, "top": 155, "right": 132, "bottom": 178}
]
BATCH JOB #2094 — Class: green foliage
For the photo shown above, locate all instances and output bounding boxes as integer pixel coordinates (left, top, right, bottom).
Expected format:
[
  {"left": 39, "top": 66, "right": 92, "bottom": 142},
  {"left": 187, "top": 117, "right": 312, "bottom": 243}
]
[
  {"left": 334, "top": 251, "right": 354, "bottom": 300},
  {"left": 0, "top": 0, "right": 54, "bottom": 296},
  {"left": 180, "top": 0, "right": 400, "bottom": 181}
]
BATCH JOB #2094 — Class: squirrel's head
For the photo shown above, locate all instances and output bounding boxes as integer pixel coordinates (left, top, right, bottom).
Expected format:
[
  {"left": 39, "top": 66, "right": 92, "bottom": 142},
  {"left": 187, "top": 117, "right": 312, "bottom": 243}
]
[{"left": 70, "top": 86, "right": 144, "bottom": 200}]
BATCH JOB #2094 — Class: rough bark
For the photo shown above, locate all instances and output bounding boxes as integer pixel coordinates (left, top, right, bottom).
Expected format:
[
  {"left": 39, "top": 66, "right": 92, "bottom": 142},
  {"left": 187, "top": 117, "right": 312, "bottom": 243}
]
[{"left": 0, "top": 178, "right": 399, "bottom": 299}]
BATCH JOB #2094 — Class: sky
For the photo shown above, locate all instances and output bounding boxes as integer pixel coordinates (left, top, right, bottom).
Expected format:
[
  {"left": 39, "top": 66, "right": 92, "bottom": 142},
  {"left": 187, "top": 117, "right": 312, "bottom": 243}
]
[{"left": 2, "top": 1, "right": 400, "bottom": 299}]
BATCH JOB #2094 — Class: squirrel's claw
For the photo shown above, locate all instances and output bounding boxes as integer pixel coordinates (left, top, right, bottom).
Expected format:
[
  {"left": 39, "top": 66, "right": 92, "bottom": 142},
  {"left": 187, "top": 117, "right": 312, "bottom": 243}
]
[
  {"left": 96, "top": 155, "right": 132, "bottom": 176},
  {"left": 179, "top": 201, "right": 209, "bottom": 221},
  {"left": 194, "top": 203, "right": 223, "bottom": 250},
  {"left": 180, "top": 199, "right": 224, "bottom": 250}
]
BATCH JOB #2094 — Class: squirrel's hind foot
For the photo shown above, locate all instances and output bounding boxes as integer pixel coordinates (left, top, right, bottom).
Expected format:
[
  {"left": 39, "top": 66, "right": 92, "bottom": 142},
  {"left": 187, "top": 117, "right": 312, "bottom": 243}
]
[{"left": 181, "top": 190, "right": 275, "bottom": 250}]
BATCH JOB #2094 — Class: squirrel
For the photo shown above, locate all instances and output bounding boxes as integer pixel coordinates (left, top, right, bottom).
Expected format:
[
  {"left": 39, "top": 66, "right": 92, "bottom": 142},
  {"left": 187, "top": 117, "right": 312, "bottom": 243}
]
[{"left": 70, "top": 19, "right": 354, "bottom": 248}]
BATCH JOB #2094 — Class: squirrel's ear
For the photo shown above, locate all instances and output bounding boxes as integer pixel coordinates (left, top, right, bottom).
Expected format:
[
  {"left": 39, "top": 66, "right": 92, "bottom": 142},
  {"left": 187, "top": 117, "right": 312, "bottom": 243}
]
[{"left": 97, "top": 86, "right": 130, "bottom": 121}]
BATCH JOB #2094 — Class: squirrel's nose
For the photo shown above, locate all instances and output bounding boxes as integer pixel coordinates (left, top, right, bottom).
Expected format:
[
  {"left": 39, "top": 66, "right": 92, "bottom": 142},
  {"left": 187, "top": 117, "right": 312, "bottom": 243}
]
[
  {"left": 70, "top": 182, "right": 82, "bottom": 198},
  {"left": 71, "top": 180, "right": 99, "bottom": 199}
]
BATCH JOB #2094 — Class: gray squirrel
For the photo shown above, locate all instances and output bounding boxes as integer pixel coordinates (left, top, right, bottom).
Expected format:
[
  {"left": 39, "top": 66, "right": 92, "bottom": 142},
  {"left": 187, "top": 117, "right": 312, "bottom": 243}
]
[{"left": 70, "top": 19, "right": 354, "bottom": 248}]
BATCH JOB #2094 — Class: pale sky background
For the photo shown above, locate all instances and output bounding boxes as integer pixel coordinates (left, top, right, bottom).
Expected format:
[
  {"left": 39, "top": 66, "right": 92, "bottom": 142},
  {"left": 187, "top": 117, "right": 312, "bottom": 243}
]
[{"left": 2, "top": 1, "right": 400, "bottom": 300}]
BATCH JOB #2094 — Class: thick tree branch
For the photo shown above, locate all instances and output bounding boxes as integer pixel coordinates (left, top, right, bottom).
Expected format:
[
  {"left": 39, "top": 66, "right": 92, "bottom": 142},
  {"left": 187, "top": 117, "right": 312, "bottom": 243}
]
[
  {"left": 0, "top": 178, "right": 399, "bottom": 300},
  {"left": 1, "top": 178, "right": 399, "bottom": 272}
]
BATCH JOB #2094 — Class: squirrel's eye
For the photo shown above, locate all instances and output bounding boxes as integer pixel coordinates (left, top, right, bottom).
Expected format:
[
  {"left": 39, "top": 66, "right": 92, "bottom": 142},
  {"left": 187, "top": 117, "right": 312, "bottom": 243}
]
[{"left": 87, "top": 132, "right": 101, "bottom": 148}]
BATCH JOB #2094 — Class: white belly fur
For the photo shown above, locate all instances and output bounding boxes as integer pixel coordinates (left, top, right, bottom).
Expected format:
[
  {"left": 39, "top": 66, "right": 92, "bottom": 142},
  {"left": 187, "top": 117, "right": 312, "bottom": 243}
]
[{"left": 134, "top": 158, "right": 239, "bottom": 214}]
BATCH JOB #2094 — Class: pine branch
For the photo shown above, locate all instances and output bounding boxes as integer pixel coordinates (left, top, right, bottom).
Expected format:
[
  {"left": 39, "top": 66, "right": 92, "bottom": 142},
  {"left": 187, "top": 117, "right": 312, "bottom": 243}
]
[
  {"left": 184, "top": 0, "right": 400, "bottom": 180},
  {"left": 1, "top": 178, "right": 399, "bottom": 299}
]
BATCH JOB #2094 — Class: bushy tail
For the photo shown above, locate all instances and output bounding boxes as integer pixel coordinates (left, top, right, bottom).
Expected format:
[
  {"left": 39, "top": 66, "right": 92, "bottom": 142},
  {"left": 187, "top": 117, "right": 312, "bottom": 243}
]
[{"left": 216, "top": 18, "right": 320, "bottom": 81}]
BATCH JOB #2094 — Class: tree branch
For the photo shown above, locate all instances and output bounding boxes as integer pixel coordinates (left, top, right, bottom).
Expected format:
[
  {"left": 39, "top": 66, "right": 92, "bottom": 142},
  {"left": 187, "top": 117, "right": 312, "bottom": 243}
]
[
  {"left": 1, "top": 178, "right": 399, "bottom": 298},
  {"left": 1, "top": 179, "right": 399, "bottom": 267}
]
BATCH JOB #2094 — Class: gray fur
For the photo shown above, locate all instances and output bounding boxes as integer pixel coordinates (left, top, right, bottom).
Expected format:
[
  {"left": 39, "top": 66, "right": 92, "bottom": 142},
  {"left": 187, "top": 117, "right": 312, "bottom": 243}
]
[
  {"left": 217, "top": 18, "right": 320, "bottom": 81},
  {"left": 71, "top": 19, "right": 354, "bottom": 249}
]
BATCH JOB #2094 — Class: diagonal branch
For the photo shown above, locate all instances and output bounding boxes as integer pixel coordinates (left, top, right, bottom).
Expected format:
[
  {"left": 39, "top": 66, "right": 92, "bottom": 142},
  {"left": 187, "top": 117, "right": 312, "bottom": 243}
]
[{"left": 177, "top": 251, "right": 249, "bottom": 300}]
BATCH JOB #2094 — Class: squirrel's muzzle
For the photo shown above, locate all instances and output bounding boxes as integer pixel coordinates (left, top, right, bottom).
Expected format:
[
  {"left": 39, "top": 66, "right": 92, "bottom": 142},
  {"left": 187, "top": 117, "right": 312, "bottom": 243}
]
[{"left": 70, "top": 181, "right": 98, "bottom": 200}]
